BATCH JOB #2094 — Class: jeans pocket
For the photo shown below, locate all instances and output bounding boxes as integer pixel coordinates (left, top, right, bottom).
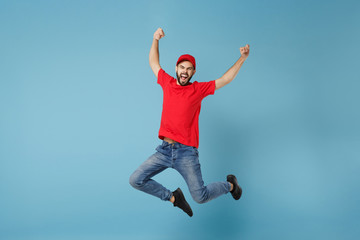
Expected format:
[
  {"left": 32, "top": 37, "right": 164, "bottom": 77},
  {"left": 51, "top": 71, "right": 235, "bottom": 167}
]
[
  {"left": 155, "top": 144, "right": 162, "bottom": 152},
  {"left": 192, "top": 147, "right": 199, "bottom": 157},
  {"left": 156, "top": 144, "right": 170, "bottom": 157}
]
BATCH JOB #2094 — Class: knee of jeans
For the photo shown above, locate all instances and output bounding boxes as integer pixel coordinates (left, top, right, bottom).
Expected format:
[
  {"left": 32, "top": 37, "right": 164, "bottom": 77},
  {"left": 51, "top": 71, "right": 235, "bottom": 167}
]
[
  {"left": 129, "top": 172, "right": 143, "bottom": 189},
  {"left": 191, "top": 190, "right": 208, "bottom": 204}
]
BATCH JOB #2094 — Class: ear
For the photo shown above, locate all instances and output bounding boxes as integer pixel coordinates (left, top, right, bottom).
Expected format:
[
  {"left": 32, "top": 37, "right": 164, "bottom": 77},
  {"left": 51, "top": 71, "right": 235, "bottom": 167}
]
[
  {"left": 193, "top": 69, "right": 196, "bottom": 75},
  {"left": 175, "top": 65, "right": 178, "bottom": 73}
]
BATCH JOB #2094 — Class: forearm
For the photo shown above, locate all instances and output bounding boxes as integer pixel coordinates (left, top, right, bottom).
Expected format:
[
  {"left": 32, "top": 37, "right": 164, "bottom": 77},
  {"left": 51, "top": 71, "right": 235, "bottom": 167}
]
[
  {"left": 149, "top": 39, "right": 160, "bottom": 68},
  {"left": 215, "top": 44, "right": 250, "bottom": 90},
  {"left": 222, "top": 56, "right": 246, "bottom": 82},
  {"left": 215, "top": 56, "right": 247, "bottom": 90},
  {"left": 149, "top": 38, "right": 162, "bottom": 77}
]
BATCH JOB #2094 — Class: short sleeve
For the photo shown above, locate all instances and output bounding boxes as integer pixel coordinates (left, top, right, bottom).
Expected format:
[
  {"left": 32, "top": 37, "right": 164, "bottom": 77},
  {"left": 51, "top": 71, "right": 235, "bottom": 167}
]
[
  {"left": 197, "top": 80, "right": 216, "bottom": 98},
  {"left": 157, "top": 69, "right": 174, "bottom": 87}
]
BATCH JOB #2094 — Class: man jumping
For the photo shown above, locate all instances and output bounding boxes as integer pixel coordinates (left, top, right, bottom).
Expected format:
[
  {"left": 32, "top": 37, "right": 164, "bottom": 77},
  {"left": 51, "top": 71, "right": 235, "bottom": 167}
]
[{"left": 129, "top": 27, "right": 250, "bottom": 217}]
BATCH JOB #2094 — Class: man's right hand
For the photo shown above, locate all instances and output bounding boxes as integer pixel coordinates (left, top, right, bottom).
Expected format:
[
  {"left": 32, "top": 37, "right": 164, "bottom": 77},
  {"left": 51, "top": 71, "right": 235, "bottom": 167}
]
[{"left": 153, "top": 27, "right": 165, "bottom": 40}]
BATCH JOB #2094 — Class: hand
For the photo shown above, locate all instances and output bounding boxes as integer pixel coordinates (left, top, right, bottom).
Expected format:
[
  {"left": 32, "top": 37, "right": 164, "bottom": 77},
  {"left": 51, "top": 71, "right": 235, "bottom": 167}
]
[
  {"left": 240, "top": 44, "right": 250, "bottom": 58},
  {"left": 153, "top": 27, "right": 165, "bottom": 40}
]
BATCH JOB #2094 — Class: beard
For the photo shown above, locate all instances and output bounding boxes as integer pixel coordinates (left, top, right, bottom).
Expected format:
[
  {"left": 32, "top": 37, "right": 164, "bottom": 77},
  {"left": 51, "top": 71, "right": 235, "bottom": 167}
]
[{"left": 176, "top": 72, "right": 193, "bottom": 86}]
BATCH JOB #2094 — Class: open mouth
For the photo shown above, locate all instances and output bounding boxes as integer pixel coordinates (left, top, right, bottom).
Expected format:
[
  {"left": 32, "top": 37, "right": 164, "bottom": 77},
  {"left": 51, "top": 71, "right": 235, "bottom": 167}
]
[{"left": 180, "top": 74, "right": 188, "bottom": 81}]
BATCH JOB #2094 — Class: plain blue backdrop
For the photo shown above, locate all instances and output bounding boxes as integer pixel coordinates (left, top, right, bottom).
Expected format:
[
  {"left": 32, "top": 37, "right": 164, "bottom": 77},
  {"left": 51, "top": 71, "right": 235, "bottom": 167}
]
[{"left": 1, "top": 0, "right": 359, "bottom": 239}]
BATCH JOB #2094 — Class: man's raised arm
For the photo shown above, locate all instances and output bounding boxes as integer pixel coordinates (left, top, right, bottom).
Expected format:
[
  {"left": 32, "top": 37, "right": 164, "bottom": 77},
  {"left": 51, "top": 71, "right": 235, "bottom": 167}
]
[
  {"left": 215, "top": 44, "right": 250, "bottom": 91},
  {"left": 149, "top": 28, "right": 165, "bottom": 78}
]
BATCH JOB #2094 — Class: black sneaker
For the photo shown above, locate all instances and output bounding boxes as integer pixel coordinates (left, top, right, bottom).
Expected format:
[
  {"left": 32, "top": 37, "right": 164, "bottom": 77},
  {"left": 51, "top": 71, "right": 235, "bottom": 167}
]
[
  {"left": 172, "top": 188, "right": 193, "bottom": 217},
  {"left": 227, "top": 174, "right": 242, "bottom": 200}
]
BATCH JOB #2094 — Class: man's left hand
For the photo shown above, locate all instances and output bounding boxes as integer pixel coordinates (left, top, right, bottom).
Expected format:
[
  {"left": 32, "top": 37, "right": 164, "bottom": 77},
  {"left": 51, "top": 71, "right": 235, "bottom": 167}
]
[{"left": 240, "top": 44, "right": 250, "bottom": 59}]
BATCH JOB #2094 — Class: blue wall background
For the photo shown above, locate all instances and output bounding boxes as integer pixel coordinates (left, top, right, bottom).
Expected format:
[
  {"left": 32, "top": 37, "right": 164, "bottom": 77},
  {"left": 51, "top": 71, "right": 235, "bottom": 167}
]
[{"left": 1, "top": 0, "right": 359, "bottom": 239}]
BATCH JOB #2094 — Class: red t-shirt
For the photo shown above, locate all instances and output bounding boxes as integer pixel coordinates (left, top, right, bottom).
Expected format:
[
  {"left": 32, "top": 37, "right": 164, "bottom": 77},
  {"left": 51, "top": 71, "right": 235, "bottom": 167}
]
[{"left": 157, "top": 69, "right": 215, "bottom": 148}]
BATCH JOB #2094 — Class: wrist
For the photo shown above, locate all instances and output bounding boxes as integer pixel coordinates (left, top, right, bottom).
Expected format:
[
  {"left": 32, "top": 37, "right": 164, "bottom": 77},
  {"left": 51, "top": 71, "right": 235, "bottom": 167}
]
[
  {"left": 240, "top": 55, "right": 248, "bottom": 62},
  {"left": 240, "top": 55, "right": 248, "bottom": 61}
]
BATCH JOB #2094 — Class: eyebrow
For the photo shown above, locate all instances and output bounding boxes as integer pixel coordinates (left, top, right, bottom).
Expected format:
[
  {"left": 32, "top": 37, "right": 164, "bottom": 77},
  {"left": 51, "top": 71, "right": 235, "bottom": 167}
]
[{"left": 180, "top": 64, "right": 193, "bottom": 70}]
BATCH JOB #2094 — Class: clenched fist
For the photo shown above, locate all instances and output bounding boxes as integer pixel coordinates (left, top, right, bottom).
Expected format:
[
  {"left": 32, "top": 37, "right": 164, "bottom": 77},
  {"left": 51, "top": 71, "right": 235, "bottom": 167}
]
[
  {"left": 154, "top": 27, "right": 165, "bottom": 40},
  {"left": 240, "top": 44, "right": 250, "bottom": 59}
]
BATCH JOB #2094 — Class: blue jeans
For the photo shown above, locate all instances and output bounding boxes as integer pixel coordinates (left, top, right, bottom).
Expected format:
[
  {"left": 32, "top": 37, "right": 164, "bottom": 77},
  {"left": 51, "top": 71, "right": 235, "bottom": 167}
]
[{"left": 129, "top": 141, "right": 231, "bottom": 204}]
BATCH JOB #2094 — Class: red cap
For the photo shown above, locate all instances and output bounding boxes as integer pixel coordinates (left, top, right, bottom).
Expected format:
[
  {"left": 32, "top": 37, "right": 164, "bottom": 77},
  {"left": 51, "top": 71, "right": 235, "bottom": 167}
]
[{"left": 176, "top": 54, "right": 196, "bottom": 69}]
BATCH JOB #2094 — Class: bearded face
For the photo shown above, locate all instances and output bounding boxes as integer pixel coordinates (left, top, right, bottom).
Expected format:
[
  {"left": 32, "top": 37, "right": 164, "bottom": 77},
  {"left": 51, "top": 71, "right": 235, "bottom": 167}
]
[
  {"left": 176, "top": 61, "right": 196, "bottom": 86},
  {"left": 176, "top": 71, "right": 193, "bottom": 86}
]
